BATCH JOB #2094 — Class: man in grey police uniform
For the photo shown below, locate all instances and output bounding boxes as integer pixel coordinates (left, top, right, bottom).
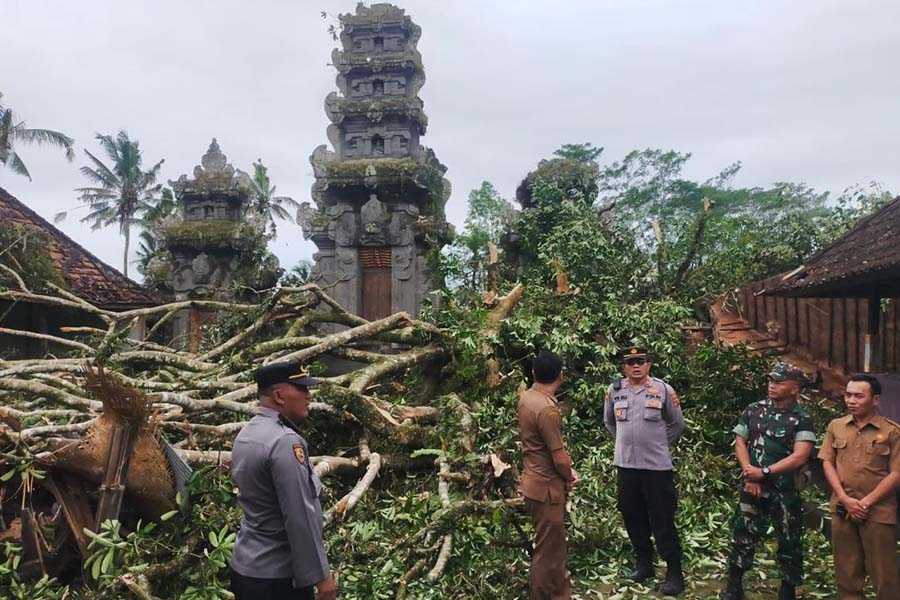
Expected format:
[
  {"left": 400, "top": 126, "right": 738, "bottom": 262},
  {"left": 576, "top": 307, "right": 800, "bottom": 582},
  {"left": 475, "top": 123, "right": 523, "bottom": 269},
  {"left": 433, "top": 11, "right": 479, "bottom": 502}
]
[
  {"left": 230, "top": 361, "right": 337, "bottom": 600},
  {"left": 604, "top": 345, "right": 687, "bottom": 596}
]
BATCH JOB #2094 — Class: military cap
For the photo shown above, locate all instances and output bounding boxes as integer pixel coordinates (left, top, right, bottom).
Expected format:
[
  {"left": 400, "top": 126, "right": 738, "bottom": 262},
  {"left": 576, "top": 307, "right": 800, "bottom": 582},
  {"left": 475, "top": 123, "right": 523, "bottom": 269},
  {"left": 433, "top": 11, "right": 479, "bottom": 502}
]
[
  {"left": 768, "top": 362, "right": 807, "bottom": 385},
  {"left": 620, "top": 345, "right": 649, "bottom": 359},
  {"left": 255, "top": 361, "right": 320, "bottom": 390}
]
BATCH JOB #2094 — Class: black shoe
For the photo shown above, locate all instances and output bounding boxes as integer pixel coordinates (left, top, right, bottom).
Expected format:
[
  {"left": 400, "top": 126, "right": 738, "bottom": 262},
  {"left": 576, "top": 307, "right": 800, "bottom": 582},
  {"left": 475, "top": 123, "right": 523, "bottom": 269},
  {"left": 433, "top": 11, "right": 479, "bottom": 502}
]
[
  {"left": 657, "top": 559, "right": 685, "bottom": 596},
  {"left": 778, "top": 581, "right": 796, "bottom": 600},
  {"left": 719, "top": 567, "right": 745, "bottom": 600},
  {"left": 627, "top": 555, "right": 654, "bottom": 583}
]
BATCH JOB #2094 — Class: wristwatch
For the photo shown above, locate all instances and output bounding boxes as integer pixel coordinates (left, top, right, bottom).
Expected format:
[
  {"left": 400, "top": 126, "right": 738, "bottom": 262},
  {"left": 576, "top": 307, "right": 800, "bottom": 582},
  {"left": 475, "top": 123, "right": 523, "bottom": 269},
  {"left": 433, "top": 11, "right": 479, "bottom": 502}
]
[{"left": 762, "top": 466, "right": 771, "bottom": 479}]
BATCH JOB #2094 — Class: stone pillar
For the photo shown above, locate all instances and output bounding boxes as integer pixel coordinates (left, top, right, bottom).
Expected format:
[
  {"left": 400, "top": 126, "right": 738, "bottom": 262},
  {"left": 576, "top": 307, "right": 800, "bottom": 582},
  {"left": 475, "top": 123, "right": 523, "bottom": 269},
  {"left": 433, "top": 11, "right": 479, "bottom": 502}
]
[{"left": 298, "top": 3, "right": 452, "bottom": 322}]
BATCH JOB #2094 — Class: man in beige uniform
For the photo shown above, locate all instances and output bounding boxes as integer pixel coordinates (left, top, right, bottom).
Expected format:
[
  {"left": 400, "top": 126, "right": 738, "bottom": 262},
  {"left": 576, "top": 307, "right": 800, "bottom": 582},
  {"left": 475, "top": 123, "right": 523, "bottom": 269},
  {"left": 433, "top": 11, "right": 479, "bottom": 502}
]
[
  {"left": 518, "top": 351, "right": 579, "bottom": 600},
  {"left": 819, "top": 373, "right": 900, "bottom": 600}
]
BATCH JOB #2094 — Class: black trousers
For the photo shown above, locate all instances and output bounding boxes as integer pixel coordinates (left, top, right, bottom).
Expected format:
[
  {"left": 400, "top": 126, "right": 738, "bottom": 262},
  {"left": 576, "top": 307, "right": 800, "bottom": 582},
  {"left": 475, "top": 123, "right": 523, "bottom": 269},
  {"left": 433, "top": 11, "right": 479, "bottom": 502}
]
[
  {"left": 230, "top": 570, "right": 314, "bottom": 600},
  {"left": 616, "top": 467, "right": 682, "bottom": 564}
]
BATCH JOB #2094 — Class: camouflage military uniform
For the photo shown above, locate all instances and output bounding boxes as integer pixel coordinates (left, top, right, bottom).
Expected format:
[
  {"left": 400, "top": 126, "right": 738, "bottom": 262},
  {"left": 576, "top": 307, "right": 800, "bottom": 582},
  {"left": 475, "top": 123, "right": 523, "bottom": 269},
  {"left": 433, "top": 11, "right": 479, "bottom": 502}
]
[{"left": 727, "top": 399, "right": 815, "bottom": 586}]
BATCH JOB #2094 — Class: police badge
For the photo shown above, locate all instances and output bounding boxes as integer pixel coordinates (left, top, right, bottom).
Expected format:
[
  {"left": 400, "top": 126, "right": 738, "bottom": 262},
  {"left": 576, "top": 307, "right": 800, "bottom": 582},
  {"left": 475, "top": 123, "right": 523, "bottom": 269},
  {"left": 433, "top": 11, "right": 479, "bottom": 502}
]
[{"left": 292, "top": 443, "right": 306, "bottom": 463}]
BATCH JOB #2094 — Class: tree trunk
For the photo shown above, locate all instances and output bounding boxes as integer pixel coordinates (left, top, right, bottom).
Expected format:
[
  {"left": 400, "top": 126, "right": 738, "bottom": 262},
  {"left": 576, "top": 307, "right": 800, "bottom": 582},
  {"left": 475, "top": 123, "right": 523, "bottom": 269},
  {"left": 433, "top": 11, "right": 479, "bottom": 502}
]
[{"left": 123, "top": 223, "right": 130, "bottom": 279}]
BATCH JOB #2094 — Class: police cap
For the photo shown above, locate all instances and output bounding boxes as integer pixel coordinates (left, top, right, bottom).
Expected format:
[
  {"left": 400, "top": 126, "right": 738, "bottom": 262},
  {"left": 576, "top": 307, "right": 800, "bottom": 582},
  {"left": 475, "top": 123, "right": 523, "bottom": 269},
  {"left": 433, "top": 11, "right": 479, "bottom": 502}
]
[
  {"left": 255, "top": 361, "right": 320, "bottom": 391},
  {"left": 620, "top": 345, "right": 649, "bottom": 360}
]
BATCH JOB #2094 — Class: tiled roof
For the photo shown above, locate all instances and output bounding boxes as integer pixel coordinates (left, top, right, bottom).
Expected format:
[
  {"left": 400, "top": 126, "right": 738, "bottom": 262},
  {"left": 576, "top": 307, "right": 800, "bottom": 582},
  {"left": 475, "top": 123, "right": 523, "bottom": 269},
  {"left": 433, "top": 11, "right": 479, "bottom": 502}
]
[
  {"left": 769, "top": 196, "right": 900, "bottom": 298},
  {"left": 0, "top": 186, "right": 161, "bottom": 309}
]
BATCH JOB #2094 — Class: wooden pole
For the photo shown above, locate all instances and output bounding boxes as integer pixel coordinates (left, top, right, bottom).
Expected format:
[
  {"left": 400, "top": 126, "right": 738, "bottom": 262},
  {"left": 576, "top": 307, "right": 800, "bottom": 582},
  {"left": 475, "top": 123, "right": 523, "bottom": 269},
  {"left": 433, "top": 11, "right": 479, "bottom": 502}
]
[
  {"left": 94, "top": 418, "right": 140, "bottom": 528},
  {"left": 864, "top": 295, "right": 881, "bottom": 373}
]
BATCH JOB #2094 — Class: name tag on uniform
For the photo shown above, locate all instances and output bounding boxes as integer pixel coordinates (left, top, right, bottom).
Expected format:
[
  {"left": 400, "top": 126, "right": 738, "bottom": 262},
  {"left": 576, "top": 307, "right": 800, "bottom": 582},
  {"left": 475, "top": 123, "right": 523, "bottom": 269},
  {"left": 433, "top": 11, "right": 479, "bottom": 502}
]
[{"left": 645, "top": 399, "right": 662, "bottom": 409}]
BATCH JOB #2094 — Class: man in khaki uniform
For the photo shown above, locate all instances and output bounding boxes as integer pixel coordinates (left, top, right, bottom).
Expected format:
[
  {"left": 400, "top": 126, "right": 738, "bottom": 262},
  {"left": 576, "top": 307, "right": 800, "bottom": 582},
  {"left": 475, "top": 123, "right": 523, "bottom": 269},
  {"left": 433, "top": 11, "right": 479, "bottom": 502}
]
[
  {"left": 518, "top": 351, "right": 579, "bottom": 600},
  {"left": 819, "top": 373, "right": 900, "bottom": 600}
]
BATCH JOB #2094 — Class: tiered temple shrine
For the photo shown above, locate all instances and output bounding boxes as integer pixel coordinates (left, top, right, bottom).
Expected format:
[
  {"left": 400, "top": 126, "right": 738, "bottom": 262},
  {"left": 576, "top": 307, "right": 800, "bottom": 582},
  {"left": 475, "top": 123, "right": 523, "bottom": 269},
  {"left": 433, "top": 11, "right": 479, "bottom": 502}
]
[{"left": 298, "top": 2, "right": 451, "bottom": 320}]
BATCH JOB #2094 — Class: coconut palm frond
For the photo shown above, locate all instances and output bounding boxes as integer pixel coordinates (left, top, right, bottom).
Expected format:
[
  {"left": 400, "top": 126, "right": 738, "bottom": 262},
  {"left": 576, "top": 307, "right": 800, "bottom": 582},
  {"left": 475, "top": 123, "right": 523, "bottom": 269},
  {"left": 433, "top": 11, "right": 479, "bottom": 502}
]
[
  {"left": 7, "top": 151, "right": 31, "bottom": 179},
  {"left": 273, "top": 195, "right": 302, "bottom": 210},
  {"left": 13, "top": 127, "right": 75, "bottom": 161},
  {"left": 80, "top": 150, "right": 121, "bottom": 187},
  {"left": 0, "top": 99, "right": 74, "bottom": 178}
]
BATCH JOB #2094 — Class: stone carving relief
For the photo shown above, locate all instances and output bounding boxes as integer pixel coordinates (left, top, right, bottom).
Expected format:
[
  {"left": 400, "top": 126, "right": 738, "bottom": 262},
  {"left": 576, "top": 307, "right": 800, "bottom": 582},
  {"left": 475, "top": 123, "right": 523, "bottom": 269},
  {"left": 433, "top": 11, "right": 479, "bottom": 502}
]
[
  {"left": 360, "top": 194, "right": 390, "bottom": 245},
  {"left": 389, "top": 204, "right": 418, "bottom": 246},
  {"left": 335, "top": 246, "right": 358, "bottom": 283},
  {"left": 329, "top": 203, "right": 357, "bottom": 246},
  {"left": 342, "top": 129, "right": 413, "bottom": 158},
  {"left": 170, "top": 252, "right": 231, "bottom": 295},
  {"left": 310, "top": 249, "right": 337, "bottom": 286},
  {"left": 392, "top": 245, "right": 414, "bottom": 281},
  {"left": 347, "top": 75, "right": 408, "bottom": 98},
  {"left": 192, "top": 253, "right": 212, "bottom": 283}
]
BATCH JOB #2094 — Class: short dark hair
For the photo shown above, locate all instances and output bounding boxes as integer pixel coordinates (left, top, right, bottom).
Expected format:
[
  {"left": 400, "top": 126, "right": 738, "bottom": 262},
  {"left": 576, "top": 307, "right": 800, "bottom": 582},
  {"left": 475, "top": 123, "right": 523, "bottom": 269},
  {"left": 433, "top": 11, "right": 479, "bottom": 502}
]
[
  {"left": 848, "top": 373, "right": 881, "bottom": 396},
  {"left": 532, "top": 351, "right": 563, "bottom": 384}
]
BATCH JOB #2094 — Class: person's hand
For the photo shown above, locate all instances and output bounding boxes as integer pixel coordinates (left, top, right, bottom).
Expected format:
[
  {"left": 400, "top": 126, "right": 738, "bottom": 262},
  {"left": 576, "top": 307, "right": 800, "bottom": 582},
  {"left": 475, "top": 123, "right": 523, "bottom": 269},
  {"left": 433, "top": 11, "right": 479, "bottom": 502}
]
[
  {"left": 742, "top": 465, "right": 764, "bottom": 482},
  {"left": 840, "top": 495, "right": 868, "bottom": 521},
  {"left": 743, "top": 481, "right": 762, "bottom": 498},
  {"left": 566, "top": 468, "right": 580, "bottom": 492},
  {"left": 316, "top": 574, "right": 337, "bottom": 600}
]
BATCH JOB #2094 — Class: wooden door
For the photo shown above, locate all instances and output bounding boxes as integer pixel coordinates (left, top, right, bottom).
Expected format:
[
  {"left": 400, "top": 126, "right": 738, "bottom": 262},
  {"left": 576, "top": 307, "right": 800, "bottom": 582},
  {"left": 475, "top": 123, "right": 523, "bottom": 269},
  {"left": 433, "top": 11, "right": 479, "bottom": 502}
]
[{"left": 360, "top": 247, "right": 392, "bottom": 321}]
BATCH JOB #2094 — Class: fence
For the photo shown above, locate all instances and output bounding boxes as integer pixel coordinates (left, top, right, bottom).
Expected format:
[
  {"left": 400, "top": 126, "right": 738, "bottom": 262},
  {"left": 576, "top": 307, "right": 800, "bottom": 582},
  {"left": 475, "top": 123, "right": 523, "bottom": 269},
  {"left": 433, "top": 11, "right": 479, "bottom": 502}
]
[{"left": 735, "top": 275, "right": 900, "bottom": 374}]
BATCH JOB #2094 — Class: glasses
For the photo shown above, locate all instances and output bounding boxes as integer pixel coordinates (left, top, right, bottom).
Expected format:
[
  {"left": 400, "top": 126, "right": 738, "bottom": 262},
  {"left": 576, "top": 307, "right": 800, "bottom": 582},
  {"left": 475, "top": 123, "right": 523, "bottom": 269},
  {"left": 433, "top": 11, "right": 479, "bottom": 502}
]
[{"left": 624, "top": 358, "right": 647, "bottom": 366}]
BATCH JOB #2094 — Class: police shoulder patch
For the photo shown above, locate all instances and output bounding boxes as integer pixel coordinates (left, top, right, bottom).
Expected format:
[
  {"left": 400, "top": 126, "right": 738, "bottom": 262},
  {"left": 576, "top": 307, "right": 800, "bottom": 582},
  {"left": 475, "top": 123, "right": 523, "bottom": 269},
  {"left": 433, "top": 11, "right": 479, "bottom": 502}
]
[{"left": 292, "top": 443, "right": 306, "bottom": 464}]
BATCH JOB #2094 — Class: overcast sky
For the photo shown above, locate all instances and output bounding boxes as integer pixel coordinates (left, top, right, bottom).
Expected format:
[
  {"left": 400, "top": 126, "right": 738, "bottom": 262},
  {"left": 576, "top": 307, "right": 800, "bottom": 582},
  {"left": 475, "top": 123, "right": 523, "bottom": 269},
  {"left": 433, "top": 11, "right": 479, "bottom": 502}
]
[{"left": 3, "top": 0, "right": 899, "bottom": 281}]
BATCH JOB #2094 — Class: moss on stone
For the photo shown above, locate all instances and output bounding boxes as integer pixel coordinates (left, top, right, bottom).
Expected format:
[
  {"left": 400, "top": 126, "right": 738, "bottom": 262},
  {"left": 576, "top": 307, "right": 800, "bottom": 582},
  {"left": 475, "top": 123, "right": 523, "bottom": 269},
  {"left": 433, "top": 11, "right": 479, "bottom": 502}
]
[
  {"left": 333, "top": 49, "right": 424, "bottom": 75},
  {"left": 322, "top": 157, "right": 448, "bottom": 218},
  {"left": 162, "top": 220, "right": 249, "bottom": 251},
  {"left": 330, "top": 96, "right": 427, "bottom": 129}
]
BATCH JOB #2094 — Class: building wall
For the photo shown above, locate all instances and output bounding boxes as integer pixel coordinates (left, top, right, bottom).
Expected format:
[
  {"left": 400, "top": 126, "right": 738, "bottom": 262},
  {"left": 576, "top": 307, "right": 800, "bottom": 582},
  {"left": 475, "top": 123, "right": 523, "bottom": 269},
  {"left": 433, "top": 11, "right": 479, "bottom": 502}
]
[{"left": 736, "top": 276, "right": 900, "bottom": 374}]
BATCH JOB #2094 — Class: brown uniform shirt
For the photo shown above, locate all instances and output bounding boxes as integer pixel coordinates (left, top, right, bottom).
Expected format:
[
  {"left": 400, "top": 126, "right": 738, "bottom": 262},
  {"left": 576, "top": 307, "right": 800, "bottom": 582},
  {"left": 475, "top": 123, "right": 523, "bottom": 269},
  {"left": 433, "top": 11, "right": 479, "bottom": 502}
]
[
  {"left": 818, "top": 414, "right": 900, "bottom": 525},
  {"left": 518, "top": 387, "right": 572, "bottom": 505}
]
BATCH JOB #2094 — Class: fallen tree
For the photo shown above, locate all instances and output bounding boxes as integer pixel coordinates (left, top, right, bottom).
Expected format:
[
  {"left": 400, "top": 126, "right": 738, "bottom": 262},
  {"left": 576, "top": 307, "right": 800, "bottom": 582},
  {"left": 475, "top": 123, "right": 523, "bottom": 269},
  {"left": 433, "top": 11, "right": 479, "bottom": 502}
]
[{"left": 0, "top": 269, "right": 524, "bottom": 599}]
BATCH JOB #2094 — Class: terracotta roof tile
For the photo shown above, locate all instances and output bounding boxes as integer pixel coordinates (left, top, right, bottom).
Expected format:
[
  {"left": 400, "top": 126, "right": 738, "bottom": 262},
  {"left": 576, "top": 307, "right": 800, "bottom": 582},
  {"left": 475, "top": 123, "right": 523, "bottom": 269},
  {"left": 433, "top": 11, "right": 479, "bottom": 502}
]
[
  {"left": 769, "top": 195, "right": 900, "bottom": 298},
  {"left": 0, "top": 187, "right": 161, "bottom": 309}
]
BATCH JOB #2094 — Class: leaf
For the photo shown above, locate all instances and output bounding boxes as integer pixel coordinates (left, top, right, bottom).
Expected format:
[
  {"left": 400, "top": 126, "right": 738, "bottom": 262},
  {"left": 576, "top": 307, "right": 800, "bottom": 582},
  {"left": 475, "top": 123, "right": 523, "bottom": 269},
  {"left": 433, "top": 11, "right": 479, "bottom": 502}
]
[
  {"left": 410, "top": 448, "right": 443, "bottom": 459},
  {"left": 91, "top": 551, "right": 102, "bottom": 579},
  {"left": 160, "top": 510, "right": 179, "bottom": 521},
  {"left": 209, "top": 530, "right": 219, "bottom": 547},
  {"left": 101, "top": 547, "right": 115, "bottom": 574},
  {"left": 0, "top": 469, "right": 15, "bottom": 482},
  {"left": 53, "top": 211, "right": 67, "bottom": 224}
]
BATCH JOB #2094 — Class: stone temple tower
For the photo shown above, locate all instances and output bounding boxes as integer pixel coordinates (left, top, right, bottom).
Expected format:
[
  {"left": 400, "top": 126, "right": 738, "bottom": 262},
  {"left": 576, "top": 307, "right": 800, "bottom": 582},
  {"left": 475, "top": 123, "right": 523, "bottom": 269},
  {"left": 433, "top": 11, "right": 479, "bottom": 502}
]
[{"left": 298, "top": 2, "right": 451, "bottom": 321}]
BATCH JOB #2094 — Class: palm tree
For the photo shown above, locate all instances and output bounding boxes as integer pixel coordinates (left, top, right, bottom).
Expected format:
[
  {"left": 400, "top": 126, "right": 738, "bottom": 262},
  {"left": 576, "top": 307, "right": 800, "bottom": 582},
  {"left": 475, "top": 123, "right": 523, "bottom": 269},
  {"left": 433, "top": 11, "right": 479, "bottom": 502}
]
[
  {"left": 246, "top": 160, "right": 300, "bottom": 235},
  {"left": 136, "top": 187, "right": 177, "bottom": 275},
  {"left": 74, "top": 131, "right": 164, "bottom": 278},
  {"left": 0, "top": 92, "right": 75, "bottom": 180}
]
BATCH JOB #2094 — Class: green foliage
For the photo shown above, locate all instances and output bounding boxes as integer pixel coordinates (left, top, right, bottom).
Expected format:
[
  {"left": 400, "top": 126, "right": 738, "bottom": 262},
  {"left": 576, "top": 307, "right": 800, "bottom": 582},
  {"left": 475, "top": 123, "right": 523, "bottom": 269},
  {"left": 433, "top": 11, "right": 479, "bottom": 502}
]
[
  {"left": 0, "top": 92, "right": 74, "bottom": 180},
  {"left": 553, "top": 142, "right": 603, "bottom": 163},
  {"left": 280, "top": 259, "right": 313, "bottom": 287},
  {"left": 136, "top": 187, "right": 177, "bottom": 276},
  {"left": 516, "top": 157, "right": 600, "bottom": 209},
  {"left": 0, "top": 223, "right": 65, "bottom": 292},
  {"left": 245, "top": 159, "right": 301, "bottom": 236},
  {"left": 440, "top": 181, "right": 514, "bottom": 292},
  {"left": 73, "top": 130, "right": 165, "bottom": 278}
]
